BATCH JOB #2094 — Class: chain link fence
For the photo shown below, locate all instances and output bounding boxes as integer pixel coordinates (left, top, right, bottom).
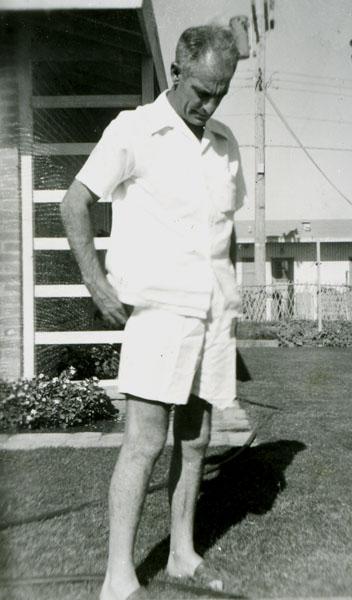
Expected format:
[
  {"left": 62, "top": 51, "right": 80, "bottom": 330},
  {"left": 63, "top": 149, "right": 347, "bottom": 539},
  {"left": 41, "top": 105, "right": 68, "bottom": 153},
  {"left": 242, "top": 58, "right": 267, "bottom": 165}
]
[{"left": 240, "top": 284, "right": 352, "bottom": 322}]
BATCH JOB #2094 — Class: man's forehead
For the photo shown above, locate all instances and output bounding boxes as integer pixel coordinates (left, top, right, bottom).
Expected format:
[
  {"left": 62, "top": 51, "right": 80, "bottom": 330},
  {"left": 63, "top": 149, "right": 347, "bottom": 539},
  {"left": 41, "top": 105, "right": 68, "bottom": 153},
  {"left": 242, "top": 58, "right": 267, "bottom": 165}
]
[
  {"left": 190, "top": 75, "right": 230, "bottom": 94},
  {"left": 186, "top": 51, "right": 235, "bottom": 83},
  {"left": 187, "top": 67, "right": 233, "bottom": 92}
]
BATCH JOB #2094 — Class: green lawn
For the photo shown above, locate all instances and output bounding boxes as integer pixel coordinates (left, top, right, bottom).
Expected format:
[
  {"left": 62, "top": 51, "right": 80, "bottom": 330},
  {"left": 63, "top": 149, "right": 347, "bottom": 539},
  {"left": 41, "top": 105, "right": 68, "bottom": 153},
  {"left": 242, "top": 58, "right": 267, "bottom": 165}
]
[{"left": 1, "top": 348, "right": 352, "bottom": 599}]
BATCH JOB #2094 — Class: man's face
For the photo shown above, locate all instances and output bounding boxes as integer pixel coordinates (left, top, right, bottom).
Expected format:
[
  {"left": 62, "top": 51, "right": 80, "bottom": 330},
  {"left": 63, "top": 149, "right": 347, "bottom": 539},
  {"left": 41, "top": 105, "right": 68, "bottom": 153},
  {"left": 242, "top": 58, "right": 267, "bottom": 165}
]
[{"left": 171, "top": 52, "right": 236, "bottom": 127}]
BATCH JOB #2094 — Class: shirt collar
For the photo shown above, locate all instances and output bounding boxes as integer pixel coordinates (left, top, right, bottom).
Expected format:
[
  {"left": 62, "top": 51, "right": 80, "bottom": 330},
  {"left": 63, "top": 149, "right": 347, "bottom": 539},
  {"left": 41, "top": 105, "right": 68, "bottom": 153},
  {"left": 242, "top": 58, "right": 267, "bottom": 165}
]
[
  {"left": 147, "top": 91, "right": 228, "bottom": 145},
  {"left": 147, "top": 90, "right": 183, "bottom": 134}
]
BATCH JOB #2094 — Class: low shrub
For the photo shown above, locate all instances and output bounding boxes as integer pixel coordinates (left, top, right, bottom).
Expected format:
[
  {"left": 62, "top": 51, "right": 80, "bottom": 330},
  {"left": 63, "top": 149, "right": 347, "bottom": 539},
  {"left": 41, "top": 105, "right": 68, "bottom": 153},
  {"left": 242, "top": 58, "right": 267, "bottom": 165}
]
[
  {"left": 236, "top": 321, "right": 277, "bottom": 340},
  {"left": 238, "top": 319, "right": 352, "bottom": 347},
  {"left": 274, "top": 320, "right": 352, "bottom": 347},
  {"left": 0, "top": 367, "right": 118, "bottom": 431}
]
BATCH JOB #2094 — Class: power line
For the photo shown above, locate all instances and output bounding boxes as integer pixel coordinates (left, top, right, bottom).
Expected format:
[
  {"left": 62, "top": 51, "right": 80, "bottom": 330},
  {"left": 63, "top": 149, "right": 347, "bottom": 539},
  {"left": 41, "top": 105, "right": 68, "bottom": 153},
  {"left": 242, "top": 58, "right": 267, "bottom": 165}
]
[
  {"left": 265, "top": 91, "right": 352, "bottom": 209},
  {"left": 231, "top": 83, "right": 352, "bottom": 99},
  {"left": 270, "top": 85, "right": 352, "bottom": 98},
  {"left": 270, "top": 69, "right": 352, "bottom": 85},
  {"left": 221, "top": 111, "right": 352, "bottom": 130},
  {"left": 265, "top": 113, "right": 352, "bottom": 126},
  {"left": 235, "top": 144, "right": 352, "bottom": 153},
  {"left": 267, "top": 144, "right": 352, "bottom": 153},
  {"left": 271, "top": 77, "right": 352, "bottom": 92}
]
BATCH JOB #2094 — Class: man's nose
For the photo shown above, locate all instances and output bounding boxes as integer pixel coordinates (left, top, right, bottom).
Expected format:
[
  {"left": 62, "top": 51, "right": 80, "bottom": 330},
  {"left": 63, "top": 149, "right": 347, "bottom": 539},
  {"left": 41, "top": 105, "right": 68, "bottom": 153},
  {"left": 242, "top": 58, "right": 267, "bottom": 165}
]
[{"left": 203, "top": 97, "right": 220, "bottom": 116}]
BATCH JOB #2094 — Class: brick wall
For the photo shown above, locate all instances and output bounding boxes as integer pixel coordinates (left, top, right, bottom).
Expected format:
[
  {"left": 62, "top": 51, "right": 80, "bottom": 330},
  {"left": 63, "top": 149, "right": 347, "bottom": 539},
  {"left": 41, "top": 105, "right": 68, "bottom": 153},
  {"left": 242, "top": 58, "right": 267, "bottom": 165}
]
[{"left": 0, "top": 20, "right": 22, "bottom": 380}]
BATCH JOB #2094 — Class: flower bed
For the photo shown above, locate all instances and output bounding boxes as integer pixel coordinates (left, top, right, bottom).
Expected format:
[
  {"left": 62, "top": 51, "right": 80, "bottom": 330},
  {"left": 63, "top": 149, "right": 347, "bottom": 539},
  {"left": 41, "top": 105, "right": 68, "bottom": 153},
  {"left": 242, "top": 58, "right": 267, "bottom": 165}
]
[
  {"left": 0, "top": 367, "right": 118, "bottom": 432},
  {"left": 237, "top": 320, "right": 352, "bottom": 347}
]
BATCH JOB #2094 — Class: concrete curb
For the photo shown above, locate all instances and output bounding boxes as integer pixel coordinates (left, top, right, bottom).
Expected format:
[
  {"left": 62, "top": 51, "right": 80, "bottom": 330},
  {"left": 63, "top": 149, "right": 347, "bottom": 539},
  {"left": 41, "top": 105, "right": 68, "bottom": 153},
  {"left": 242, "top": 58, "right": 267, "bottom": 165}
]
[
  {"left": 0, "top": 429, "right": 256, "bottom": 450},
  {"left": 0, "top": 403, "right": 256, "bottom": 450},
  {"left": 237, "top": 339, "right": 279, "bottom": 348}
]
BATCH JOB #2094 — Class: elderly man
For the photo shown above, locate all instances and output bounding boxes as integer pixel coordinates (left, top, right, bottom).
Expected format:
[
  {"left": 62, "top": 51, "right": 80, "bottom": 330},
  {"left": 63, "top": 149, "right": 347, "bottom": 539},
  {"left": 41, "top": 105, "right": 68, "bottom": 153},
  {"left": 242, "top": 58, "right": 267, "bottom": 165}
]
[{"left": 61, "top": 24, "right": 246, "bottom": 600}]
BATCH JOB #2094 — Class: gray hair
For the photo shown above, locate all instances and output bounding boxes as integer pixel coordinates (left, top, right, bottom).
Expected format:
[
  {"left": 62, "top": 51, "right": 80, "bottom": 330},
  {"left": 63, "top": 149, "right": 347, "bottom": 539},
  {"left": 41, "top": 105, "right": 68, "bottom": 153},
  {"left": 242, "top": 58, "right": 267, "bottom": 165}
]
[{"left": 175, "top": 25, "right": 239, "bottom": 75}]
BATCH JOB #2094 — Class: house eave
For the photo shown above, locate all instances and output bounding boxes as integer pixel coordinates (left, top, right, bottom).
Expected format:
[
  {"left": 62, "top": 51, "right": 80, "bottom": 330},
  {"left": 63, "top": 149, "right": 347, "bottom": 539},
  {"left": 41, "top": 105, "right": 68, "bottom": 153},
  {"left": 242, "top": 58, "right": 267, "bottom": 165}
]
[{"left": 1, "top": 0, "right": 143, "bottom": 9}]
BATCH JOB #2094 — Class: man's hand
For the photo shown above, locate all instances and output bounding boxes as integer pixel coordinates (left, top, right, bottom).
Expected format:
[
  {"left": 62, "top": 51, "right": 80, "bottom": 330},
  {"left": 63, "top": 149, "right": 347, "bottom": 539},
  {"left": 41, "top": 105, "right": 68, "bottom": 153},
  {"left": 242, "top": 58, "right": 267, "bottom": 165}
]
[
  {"left": 87, "top": 276, "right": 132, "bottom": 328},
  {"left": 61, "top": 180, "right": 133, "bottom": 328}
]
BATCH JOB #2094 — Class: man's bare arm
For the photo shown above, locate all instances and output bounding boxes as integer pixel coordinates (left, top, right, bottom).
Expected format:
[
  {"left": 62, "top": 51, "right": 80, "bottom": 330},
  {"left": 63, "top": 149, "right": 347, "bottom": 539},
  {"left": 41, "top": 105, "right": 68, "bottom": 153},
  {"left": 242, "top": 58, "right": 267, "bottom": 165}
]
[{"left": 60, "top": 179, "right": 127, "bottom": 326}]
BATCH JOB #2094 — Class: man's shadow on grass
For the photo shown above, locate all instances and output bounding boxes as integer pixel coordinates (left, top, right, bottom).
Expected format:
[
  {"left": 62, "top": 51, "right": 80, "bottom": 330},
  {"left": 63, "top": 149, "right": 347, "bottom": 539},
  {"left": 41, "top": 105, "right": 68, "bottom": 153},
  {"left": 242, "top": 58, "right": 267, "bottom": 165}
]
[{"left": 137, "top": 439, "right": 306, "bottom": 585}]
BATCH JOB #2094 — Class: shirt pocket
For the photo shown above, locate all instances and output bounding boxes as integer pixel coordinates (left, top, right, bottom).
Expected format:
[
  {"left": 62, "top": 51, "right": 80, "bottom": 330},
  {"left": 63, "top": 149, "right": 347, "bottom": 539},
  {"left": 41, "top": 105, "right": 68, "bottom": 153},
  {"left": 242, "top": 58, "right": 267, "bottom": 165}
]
[{"left": 216, "top": 159, "right": 239, "bottom": 215}]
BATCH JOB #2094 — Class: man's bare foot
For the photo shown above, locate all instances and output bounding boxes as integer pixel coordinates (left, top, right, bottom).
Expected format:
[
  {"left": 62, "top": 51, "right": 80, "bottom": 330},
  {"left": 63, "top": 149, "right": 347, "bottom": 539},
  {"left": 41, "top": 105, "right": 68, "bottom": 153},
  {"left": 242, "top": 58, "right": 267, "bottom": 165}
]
[
  {"left": 167, "top": 557, "right": 240, "bottom": 594},
  {"left": 166, "top": 550, "right": 203, "bottom": 578},
  {"left": 100, "top": 574, "right": 142, "bottom": 600}
]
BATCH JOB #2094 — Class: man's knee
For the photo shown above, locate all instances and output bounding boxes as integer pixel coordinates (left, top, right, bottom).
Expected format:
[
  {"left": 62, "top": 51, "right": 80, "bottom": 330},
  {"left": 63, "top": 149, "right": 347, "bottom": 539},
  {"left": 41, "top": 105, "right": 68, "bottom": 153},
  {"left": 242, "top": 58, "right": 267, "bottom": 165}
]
[
  {"left": 122, "top": 396, "right": 169, "bottom": 462},
  {"left": 123, "top": 422, "right": 167, "bottom": 462},
  {"left": 182, "top": 425, "right": 211, "bottom": 454},
  {"left": 174, "top": 397, "right": 212, "bottom": 456}
]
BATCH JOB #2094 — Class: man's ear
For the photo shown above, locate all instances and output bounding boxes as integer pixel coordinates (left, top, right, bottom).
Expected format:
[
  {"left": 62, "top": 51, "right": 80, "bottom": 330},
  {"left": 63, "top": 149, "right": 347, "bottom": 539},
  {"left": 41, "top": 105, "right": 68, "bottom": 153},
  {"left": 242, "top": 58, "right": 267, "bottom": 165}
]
[{"left": 170, "top": 62, "right": 181, "bottom": 86}]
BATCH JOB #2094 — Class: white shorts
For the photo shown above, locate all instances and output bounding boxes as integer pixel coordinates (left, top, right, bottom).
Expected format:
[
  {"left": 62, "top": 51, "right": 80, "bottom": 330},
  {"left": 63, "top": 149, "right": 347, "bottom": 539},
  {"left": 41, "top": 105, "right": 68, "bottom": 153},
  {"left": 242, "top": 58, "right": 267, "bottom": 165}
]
[{"left": 117, "top": 281, "right": 238, "bottom": 409}]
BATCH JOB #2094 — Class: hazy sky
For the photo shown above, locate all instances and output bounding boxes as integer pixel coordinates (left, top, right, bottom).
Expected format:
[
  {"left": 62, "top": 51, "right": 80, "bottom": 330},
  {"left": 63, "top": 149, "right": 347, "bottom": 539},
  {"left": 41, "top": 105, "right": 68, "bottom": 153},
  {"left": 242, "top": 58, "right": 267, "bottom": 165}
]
[{"left": 152, "top": 0, "right": 352, "bottom": 222}]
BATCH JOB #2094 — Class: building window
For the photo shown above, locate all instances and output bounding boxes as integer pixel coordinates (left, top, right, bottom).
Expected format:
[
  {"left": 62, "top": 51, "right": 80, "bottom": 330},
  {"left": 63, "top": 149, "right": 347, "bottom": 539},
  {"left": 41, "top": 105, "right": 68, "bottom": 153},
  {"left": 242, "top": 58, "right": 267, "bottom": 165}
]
[
  {"left": 241, "top": 258, "right": 255, "bottom": 286},
  {"left": 271, "top": 258, "right": 293, "bottom": 283}
]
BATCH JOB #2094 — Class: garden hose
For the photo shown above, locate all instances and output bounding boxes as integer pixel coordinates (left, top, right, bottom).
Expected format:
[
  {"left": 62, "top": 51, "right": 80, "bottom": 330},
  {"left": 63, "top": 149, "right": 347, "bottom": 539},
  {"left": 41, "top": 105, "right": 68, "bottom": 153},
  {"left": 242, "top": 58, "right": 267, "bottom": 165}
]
[{"left": 147, "top": 391, "right": 280, "bottom": 493}]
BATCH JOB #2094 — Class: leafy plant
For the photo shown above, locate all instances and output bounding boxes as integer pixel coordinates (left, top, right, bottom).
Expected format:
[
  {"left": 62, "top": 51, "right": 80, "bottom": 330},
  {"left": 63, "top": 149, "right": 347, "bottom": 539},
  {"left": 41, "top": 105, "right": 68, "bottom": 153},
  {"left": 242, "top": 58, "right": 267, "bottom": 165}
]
[
  {"left": 57, "top": 345, "right": 120, "bottom": 379},
  {"left": 0, "top": 367, "right": 118, "bottom": 431},
  {"left": 90, "top": 345, "right": 120, "bottom": 378}
]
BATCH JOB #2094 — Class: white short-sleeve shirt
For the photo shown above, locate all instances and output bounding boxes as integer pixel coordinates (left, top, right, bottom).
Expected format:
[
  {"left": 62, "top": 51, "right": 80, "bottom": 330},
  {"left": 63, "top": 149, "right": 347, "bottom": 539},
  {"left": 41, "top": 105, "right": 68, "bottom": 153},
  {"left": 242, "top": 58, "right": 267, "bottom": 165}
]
[{"left": 76, "top": 91, "right": 246, "bottom": 319}]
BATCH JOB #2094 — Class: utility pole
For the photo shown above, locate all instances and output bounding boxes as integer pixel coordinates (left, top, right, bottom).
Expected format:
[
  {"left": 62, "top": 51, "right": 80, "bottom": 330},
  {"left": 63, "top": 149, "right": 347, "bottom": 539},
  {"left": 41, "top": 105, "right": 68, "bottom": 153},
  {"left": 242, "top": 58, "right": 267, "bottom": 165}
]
[
  {"left": 232, "top": 2, "right": 272, "bottom": 287},
  {"left": 316, "top": 240, "right": 322, "bottom": 331},
  {"left": 253, "top": 0, "right": 266, "bottom": 286}
]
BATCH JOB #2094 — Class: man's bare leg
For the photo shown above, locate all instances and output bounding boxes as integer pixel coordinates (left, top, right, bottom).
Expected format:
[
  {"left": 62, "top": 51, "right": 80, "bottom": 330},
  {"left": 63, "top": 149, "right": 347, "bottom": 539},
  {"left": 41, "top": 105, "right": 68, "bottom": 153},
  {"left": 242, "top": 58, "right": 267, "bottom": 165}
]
[
  {"left": 100, "top": 396, "right": 170, "bottom": 600},
  {"left": 166, "top": 395, "right": 212, "bottom": 577}
]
